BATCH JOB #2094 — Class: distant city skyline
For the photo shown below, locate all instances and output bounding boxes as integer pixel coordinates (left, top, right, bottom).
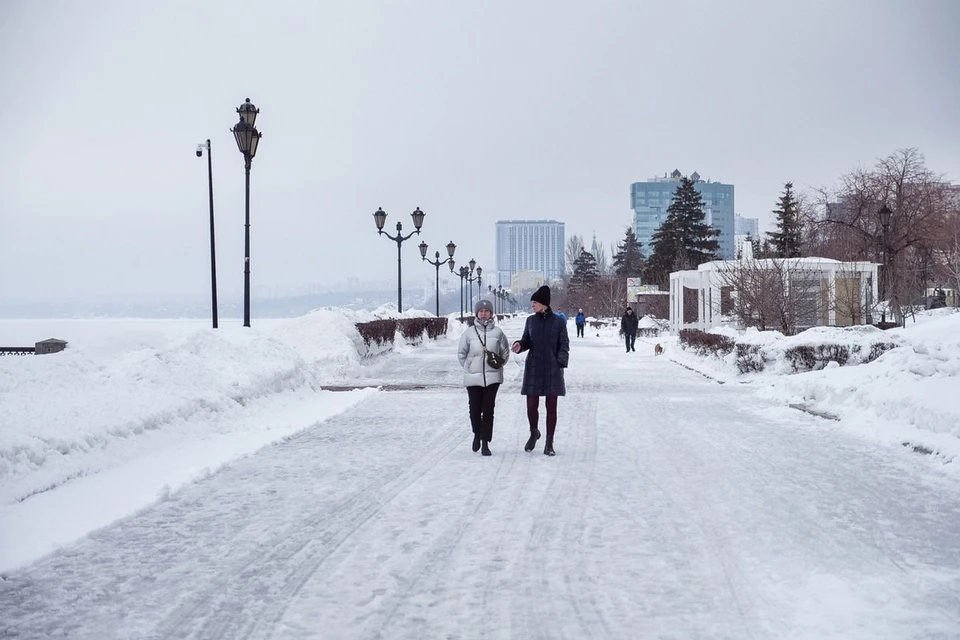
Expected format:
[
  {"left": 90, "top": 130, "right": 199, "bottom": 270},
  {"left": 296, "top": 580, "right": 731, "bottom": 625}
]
[{"left": 2, "top": 1, "right": 958, "bottom": 304}]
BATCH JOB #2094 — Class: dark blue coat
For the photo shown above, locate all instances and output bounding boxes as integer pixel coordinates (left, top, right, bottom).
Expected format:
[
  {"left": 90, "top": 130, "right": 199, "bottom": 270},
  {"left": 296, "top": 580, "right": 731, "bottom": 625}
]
[{"left": 516, "top": 310, "right": 570, "bottom": 397}]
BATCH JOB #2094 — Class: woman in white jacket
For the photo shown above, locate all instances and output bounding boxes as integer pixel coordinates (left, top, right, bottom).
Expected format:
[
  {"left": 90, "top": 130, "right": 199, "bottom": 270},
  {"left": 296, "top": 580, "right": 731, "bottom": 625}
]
[{"left": 458, "top": 299, "right": 511, "bottom": 456}]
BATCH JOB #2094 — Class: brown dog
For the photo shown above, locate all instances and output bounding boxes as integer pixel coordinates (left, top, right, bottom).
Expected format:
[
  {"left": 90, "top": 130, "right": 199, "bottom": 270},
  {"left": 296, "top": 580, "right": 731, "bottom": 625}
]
[{"left": 654, "top": 343, "right": 663, "bottom": 356}]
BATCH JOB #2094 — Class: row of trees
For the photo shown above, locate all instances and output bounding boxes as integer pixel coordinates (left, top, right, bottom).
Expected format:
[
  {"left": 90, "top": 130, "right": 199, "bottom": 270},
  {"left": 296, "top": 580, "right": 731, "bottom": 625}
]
[{"left": 550, "top": 148, "right": 960, "bottom": 329}]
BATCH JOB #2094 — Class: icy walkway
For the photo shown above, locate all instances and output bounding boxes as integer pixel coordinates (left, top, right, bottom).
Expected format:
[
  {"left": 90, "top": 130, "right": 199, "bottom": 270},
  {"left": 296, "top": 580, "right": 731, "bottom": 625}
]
[{"left": 2, "top": 332, "right": 959, "bottom": 639}]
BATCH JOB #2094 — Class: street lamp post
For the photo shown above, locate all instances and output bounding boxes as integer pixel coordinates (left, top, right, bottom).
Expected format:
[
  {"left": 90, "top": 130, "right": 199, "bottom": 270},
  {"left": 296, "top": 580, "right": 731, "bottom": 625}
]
[
  {"left": 458, "top": 265, "right": 469, "bottom": 320},
  {"left": 420, "top": 240, "right": 456, "bottom": 316},
  {"left": 373, "top": 207, "right": 426, "bottom": 311},
  {"left": 196, "top": 139, "right": 218, "bottom": 328},
  {"left": 878, "top": 204, "right": 892, "bottom": 324},
  {"left": 465, "top": 260, "right": 482, "bottom": 310},
  {"left": 231, "top": 98, "right": 262, "bottom": 328}
]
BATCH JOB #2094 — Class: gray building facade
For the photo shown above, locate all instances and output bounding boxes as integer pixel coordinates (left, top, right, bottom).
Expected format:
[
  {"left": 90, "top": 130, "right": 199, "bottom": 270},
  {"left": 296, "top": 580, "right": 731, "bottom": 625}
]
[
  {"left": 495, "top": 220, "right": 565, "bottom": 287},
  {"left": 734, "top": 214, "right": 760, "bottom": 238}
]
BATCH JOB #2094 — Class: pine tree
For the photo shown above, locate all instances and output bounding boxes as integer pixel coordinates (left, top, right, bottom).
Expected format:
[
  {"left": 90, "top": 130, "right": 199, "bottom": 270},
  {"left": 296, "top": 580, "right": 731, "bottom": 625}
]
[
  {"left": 612, "top": 227, "right": 645, "bottom": 276},
  {"left": 644, "top": 177, "right": 720, "bottom": 285},
  {"left": 569, "top": 249, "right": 600, "bottom": 293},
  {"left": 766, "top": 182, "right": 803, "bottom": 258}
]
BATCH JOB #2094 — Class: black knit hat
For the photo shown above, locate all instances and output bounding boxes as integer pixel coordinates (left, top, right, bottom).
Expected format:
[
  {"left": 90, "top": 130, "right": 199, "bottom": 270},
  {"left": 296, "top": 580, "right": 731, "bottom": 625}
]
[{"left": 530, "top": 285, "right": 551, "bottom": 307}]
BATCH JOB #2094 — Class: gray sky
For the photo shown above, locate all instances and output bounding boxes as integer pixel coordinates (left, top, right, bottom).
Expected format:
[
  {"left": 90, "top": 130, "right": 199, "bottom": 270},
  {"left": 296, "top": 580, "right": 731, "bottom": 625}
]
[{"left": 2, "top": 0, "right": 958, "bottom": 301}]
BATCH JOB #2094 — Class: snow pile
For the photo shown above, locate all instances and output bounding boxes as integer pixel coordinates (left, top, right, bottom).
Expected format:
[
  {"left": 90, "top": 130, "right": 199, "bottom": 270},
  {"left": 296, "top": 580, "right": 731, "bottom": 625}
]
[
  {"left": 0, "top": 308, "right": 443, "bottom": 506},
  {"left": 667, "top": 310, "right": 960, "bottom": 463}
]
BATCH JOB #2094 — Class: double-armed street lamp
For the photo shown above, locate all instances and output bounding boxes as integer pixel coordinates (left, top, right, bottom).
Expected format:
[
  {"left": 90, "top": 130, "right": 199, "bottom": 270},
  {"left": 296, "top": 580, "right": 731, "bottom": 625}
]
[
  {"left": 458, "top": 265, "right": 469, "bottom": 320},
  {"left": 373, "top": 207, "right": 426, "bottom": 311},
  {"left": 196, "top": 139, "right": 218, "bottom": 328},
  {"left": 419, "top": 240, "right": 457, "bottom": 316},
  {"left": 231, "top": 98, "right": 263, "bottom": 328},
  {"left": 464, "top": 259, "right": 482, "bottom": 310}
]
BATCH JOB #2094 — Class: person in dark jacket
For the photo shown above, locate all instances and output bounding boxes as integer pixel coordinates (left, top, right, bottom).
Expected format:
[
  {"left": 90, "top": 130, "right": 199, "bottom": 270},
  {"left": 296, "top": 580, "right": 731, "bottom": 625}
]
[
  {"left": 621, "top": 306, "right": 639, "bottom": 352},
  {"left": 458, "top": 299, "right": 511, "bottom": 456},
  {"left": 575, "top": 309, "right": 586, "bottom": 338},
  {"left": 511, "top": 285, "right": 570, "bottom": 456}
]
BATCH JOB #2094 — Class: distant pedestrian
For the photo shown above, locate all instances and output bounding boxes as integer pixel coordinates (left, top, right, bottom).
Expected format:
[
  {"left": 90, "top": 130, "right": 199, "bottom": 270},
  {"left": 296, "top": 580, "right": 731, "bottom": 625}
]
[
  {"left": 621, "top": 306, "right": 638, "bottom": 352},
  {"left": 511, "top": 285, "right": 569, "bottom": 456},
  {"left": 575, "top": 309, "right": 586, "bottom": 338},
  {"left": 458, "top": 299, "right": 511, "bottom": 456}
]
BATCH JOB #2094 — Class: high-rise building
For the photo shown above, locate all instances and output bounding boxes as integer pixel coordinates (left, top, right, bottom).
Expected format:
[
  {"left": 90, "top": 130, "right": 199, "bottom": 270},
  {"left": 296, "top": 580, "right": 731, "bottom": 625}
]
[
  {"left": 495, "top": 220, "right": 565, "bottom": 287},
  {"left": 734, "top": 214, "right": 759, "bottom": 239},
  {"left": 630, "top": 169, "right": 735, "bottom": 259}
]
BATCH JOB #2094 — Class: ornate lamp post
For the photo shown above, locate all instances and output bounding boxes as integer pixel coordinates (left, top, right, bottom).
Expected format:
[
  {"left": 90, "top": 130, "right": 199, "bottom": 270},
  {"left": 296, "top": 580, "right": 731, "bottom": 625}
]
[
  {"left": 458, "top": 265, "right": 469, "bottom": 320},
  {"left": 878, "top": 204, "right": 892, "bottom": 324},
  {"left": 196, "top": 139, "right": 218, "bottom": 328},
  {"left": 231, "top": 98, "right": 262, "bottom": 328},
  {"left": 465, "top": 260, "right": 482, "bottom": 310},
  {"left": 373, "top": 206, "right": 425, "bottom": 311},
  {"left": 419, "top": 240, "right": 456, "bottom": 316}
]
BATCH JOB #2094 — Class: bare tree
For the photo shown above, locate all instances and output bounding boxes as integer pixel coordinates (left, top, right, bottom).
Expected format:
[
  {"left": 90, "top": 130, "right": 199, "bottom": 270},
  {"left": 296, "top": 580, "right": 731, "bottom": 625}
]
[
  {"left": 714, "top": 259, "right": 841, "bottom": 335},
  {"left": 594, "top": 275, "right": 626, "bottom": 319},
  {"left": 940, "top": 214, "right": 960, "bottom": 304},
  {"left": 811, "top": 148, "right": 953, "bottom": 324},
  {"left": 594, "top": 243, "right": 610, "bottom": 275},
  {"left": 565, "top": 235, "right": 584, "bottom": 276}
]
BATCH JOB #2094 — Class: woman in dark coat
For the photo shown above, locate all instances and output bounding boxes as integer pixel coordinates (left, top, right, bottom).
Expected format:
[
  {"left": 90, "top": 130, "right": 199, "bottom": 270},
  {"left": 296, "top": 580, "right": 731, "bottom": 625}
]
[{"left": 511, "top": 285, "right": 570, "bottom": 456}]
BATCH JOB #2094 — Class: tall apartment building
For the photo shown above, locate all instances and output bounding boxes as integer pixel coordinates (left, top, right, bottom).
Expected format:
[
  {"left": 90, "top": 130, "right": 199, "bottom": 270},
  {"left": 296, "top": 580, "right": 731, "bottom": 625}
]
[
  {"left": 630, "top": 169, "right": 735, "bottom": 259},
  {"left": 495, "top": 220, "right": 565, "bottom": 288},
  {"left": 734, "top": 214, "right": 760, "bottom": 238}
]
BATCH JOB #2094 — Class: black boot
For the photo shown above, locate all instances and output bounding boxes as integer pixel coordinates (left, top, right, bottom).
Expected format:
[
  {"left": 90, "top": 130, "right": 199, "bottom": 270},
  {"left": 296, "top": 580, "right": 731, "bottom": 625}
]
[
  {"left": 472, "top": 434, "right": 481, "bottom": 452},
  {"left": 481, "top": 440, "right": 492, "bottom": 456},
  {"left": 524, "top": 429, "right": 540, "bottom": 452},
  {"left": 544, "top": 437, "right": 555, "bottom": 456}
]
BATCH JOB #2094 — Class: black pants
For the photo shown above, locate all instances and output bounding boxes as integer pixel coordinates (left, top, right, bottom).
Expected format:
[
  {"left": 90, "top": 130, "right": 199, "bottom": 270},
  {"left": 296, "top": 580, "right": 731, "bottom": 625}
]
[
  {"left": 467, "top": 383, "right": 500, "bottom": 441},
  {"left": 576, "top": 323, "right": 585, "bottom": 337},
  {"left": 624, "top": 332, "right": 636, "bottom": 351}
]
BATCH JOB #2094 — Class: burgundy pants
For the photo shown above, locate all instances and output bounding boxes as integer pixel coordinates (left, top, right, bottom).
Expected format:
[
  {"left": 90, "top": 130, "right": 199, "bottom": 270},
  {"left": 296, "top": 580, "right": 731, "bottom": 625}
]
[{"left": 526, "top": 395, "right": 558, "bottom": 440}]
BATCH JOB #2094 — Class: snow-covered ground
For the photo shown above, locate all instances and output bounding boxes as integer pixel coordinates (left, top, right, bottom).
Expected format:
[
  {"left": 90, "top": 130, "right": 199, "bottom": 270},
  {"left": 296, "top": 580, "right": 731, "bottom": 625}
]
[{"left": 2, "top": 307, "right": 959, "bottom": 639}]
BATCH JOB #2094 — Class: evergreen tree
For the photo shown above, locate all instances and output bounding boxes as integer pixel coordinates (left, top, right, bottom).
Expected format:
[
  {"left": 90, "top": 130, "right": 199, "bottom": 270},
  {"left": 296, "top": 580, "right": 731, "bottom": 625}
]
[
  {"left": 569, "top": 249, "right": 600, "bottom": 293},
  {"left": 644, "top": 177, "right": 720, "bottom": 285},
  {"left": 766, "top": 182, "right": 803, "bottom": 258},
  {"left": 612, "top": 226, "right": 645, "bottom": 276}
]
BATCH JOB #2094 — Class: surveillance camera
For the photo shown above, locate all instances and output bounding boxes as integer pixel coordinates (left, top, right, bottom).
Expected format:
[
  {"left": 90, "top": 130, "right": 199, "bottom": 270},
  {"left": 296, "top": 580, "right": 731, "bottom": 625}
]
[{"left": 196, "top": 147, "right": 203, "bottom": 157}]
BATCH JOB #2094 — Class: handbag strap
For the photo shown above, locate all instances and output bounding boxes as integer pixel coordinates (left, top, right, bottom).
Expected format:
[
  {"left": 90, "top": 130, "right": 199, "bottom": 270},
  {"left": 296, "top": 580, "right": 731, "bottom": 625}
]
[{"left": 474, "top": 325, "right": 488, "bottom": 350}]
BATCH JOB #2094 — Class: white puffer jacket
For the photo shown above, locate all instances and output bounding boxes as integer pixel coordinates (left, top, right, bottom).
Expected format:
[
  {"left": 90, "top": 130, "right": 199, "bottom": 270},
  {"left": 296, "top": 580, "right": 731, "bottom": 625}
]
[{"left": 457, "top": 320, "right": 511, "bottom": 387}]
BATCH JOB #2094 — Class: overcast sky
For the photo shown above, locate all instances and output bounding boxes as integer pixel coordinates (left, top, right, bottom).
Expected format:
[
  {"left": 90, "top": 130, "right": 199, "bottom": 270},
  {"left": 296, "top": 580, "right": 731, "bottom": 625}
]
[{"left": 1, "top": 0, "right": 958, "bottom": 302}]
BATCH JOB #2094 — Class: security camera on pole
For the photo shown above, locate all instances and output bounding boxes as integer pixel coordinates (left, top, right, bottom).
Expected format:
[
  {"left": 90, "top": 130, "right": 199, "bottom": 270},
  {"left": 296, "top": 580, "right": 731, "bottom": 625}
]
[{"left": 195, "top": 139, "right": 217, "bottom": 328}]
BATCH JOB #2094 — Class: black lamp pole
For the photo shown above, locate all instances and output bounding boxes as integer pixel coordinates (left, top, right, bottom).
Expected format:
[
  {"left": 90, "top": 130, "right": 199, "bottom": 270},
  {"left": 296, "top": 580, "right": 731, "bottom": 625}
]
[
  {"left": 458, "top": 265, "right": 468, "bottom": 320},
  {"left": 878, "top": 204, "right": 892, "bottom": 324},
  {"left": 465, "top": 260, "right": 481, "bottom": 310},
  {"left": 420, "top": 240, "right": 456, "bottom": 316},
  {"left": 374, "top": 207, "right": 425, "bottom": 311},
  {"left": 196, "top": 139, "right": 218, "bottom": 328},
  {"left": 231, "top": 98, "right": 262, "bottom": 328}
]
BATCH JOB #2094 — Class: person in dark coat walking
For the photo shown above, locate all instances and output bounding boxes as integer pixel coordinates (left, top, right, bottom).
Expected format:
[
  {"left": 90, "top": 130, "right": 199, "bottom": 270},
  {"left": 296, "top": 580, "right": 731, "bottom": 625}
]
[
  {"left": 621, "top": 306, "right": 639, "bottom": 352},
  {"left": 575, "top": 309, "right": 586, "bottom": 338},
  {"left": 511, "top": 285, "right": 569, "bottom": 456}
]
